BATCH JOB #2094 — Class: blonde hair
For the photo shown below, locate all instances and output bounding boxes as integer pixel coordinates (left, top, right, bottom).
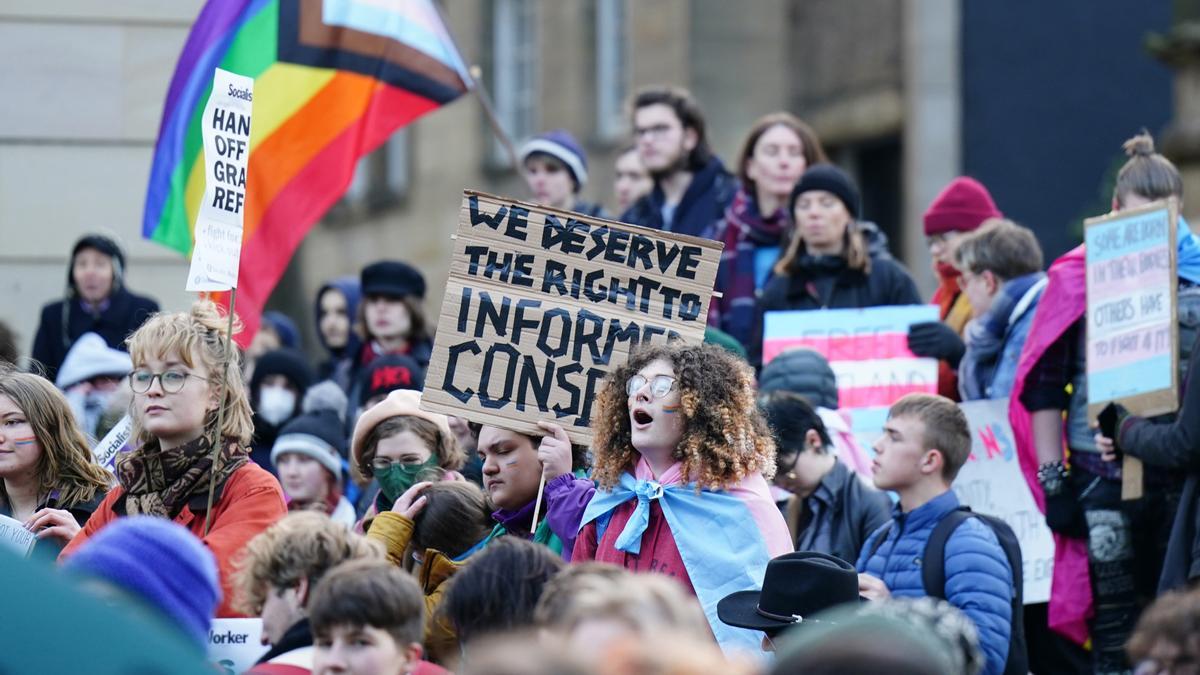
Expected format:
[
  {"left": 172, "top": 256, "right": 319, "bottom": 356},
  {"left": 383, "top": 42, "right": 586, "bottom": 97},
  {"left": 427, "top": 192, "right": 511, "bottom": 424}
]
[
  {"left": 540, "top": 569, "right": 708, "bottom": 637},
  {"left": 591, "top": 343, "right": 775, "bottom": 490},
  {"left": 232, "top": 511, "right": 383, "bottom": 615},
  {"left": 1115, "top": 130, "right": 1183, "bottom": 207},
  {"left": 125, "top": 301, "right": 254, "bottom": 446},
  {"left": 0, "top": 368, "right": 112, "bottom": 508}
]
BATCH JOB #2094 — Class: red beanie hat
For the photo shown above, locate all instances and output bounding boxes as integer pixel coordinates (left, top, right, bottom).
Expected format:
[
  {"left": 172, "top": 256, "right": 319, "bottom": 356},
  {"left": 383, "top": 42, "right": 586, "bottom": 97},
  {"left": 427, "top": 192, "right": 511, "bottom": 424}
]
[{"left": 923, "top": 177, "right": 1002, "bottom": 236}]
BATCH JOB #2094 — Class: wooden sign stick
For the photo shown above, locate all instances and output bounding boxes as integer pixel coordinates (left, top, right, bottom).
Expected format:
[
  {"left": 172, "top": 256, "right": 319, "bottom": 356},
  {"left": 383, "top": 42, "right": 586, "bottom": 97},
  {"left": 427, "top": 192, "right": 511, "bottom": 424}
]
[
  {"left": 529, "top": 470, "right": 548, "bottom": 535},
  {"left": 1122, "top": 456, "right": 1144, "bottom": 501}
]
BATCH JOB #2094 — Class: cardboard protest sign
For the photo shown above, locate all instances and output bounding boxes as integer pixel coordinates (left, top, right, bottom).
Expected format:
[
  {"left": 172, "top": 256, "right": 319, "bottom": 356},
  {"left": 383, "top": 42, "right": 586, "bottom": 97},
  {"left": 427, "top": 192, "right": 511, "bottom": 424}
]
[
  {"left": 1084, "top": 200, "right": 1179, "bottom": 423},
  {"left": 421, "top": 191, "right": 722, "bottom": 445},
  {"left": 187, "top": 68, "right": 254, "bottom": 292},
  {"left": 208, "top": 618, "right": 269, "bottom": 675},
  {"left": 0, "top": 514, "right": 36, "bottom": 558},
  {"left": 92, "top": 415, "right": 132, "bottom": 474},
  {"left": 955, "top": 399, "right": 1054, "bottom": 604},
  {"left": 763, "top": 305, "right": 939, "bottom": 408}
]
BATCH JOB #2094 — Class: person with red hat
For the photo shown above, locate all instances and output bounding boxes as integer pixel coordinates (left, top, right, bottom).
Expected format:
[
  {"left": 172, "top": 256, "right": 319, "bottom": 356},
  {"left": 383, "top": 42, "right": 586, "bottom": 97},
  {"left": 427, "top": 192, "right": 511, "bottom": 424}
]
[{"left": 906, "top": 177, "right": 1003, "bottom": 401}]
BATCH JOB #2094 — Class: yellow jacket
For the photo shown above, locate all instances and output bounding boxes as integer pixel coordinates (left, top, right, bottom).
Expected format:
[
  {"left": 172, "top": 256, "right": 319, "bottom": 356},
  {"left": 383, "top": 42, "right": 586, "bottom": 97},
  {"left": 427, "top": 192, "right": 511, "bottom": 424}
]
[{"left": 366, "top": 511, "right": 463, "bottom": 663}]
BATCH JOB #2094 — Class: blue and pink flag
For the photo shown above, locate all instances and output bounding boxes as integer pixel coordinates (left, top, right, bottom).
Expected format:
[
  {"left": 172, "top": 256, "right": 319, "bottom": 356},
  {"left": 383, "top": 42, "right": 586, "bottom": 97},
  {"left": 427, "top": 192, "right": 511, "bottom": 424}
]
[{"left": 763, "top": 305, "right": 939, "bottom": 408}]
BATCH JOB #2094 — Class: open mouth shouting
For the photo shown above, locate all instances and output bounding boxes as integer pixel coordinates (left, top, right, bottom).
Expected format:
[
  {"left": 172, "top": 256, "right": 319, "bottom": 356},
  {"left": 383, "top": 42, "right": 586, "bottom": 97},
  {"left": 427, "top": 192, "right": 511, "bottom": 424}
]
[{"left": 632, "top": 407, "right": 654, "bottom": 429}]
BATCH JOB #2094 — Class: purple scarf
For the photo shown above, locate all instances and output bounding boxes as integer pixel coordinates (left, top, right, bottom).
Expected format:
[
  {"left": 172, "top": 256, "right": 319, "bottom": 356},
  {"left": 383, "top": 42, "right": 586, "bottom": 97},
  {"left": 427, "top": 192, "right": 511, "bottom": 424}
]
[{"left": 710, "top": 188, "right": 790, "bottom": 346}]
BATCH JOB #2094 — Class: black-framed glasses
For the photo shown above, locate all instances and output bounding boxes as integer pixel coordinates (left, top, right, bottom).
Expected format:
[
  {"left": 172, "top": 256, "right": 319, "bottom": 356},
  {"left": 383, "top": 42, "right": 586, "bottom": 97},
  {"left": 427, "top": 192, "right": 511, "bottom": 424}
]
[
  {"left": 128, "top": 369, "right": 204, "bottom": 394},
  {"left": 626, "top": 374, "right": 678, "bottom": 398}
]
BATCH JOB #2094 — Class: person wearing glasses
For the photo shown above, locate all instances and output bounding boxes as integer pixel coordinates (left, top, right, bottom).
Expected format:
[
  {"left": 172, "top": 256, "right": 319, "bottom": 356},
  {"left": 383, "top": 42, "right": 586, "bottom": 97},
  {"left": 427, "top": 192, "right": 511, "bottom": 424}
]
[
  {"left": 905, "top": 177, "right": 1004, "bottom": 401},
  {"left": 758, "top": 390, "right": 890, "bottom": 566},
  {"left": 59, "top": 301, "right": 287, "bottom": 619},
  {"left": 620, "top": 85, "right": 736, "bottom": 241},
  {"left": 574, "top": 342, "right": 792, "bottom": 653},
  {"left": 0, "top": 368, "right": 111, "bottom": 558},
  {"left": 952, "top": 220, "right": 1046, "bottom": 401},
  {"left": 349, "top": 389, "right": 467, "bottom": 529}
]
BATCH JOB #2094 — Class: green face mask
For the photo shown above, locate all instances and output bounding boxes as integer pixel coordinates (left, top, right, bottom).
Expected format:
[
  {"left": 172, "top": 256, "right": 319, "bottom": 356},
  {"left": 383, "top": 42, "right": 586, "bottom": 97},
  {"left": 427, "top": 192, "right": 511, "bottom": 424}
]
[{"left": 376, "top": 457, "right": 441, "bottom": 502}]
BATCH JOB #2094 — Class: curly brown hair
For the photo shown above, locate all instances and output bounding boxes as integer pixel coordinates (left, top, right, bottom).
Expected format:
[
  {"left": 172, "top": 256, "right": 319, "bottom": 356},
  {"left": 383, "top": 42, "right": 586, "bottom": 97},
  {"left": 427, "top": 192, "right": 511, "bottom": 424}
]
[{"left": 591, "top": 342, "right": 775, "bottom": 490}]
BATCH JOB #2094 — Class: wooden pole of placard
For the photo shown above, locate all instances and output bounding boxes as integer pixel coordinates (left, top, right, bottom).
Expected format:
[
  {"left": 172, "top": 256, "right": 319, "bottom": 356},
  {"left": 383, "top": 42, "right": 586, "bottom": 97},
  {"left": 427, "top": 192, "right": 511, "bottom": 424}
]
[
  {"left": 1122, "top": 457, "right": 1144, "bottom": 501},
  {"left": 203, "top": 288, "right": 237, "bottom": 536},
  {"left": 529, "top": 471, "right": 547, "bottom": 535}
]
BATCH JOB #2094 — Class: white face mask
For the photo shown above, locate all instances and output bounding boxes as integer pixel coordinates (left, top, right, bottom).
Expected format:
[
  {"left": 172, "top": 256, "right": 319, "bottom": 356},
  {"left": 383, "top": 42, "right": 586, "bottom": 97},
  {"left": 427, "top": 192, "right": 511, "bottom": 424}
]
[{"left": 257, "top": 386, "right": 297, "bottom": 427}]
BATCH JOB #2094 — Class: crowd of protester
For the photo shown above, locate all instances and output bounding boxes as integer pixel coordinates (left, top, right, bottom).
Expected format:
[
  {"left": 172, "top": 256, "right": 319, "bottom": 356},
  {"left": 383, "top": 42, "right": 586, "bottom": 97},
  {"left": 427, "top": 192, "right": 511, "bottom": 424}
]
[{"left": 5, "top": 83, "right": 1200, "bottom": 675}]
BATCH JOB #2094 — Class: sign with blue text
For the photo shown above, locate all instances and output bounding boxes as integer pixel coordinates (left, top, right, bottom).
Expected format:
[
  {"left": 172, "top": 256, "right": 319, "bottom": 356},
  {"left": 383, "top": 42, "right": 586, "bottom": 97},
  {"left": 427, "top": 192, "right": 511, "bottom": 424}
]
[{"left": 421, "top": 191, "right": 723, "bottom": 445}]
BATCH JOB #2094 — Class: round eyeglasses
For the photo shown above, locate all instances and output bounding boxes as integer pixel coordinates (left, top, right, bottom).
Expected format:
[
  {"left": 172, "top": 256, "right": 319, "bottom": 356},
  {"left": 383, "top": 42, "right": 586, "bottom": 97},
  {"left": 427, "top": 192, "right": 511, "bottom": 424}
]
[
  {"left": 128, "top": 370, "right": 205, "bottom": 394},
  {"left": 626, "top": 374, "right": 678, "bottom": 398}
]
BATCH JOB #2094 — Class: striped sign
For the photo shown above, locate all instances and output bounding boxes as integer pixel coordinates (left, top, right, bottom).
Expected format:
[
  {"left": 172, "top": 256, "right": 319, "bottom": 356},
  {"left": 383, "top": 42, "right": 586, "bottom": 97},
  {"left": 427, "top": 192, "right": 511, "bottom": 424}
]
[{"left": 763, "top": 305, "right": 939, "bottom": 408}]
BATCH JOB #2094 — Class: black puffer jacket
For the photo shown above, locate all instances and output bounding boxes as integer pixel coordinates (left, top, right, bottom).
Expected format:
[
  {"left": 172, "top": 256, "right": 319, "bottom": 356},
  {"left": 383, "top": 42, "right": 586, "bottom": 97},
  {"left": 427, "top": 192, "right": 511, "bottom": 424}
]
[{"left": 758, "top": 347, "right": 839, "bottom": 409}]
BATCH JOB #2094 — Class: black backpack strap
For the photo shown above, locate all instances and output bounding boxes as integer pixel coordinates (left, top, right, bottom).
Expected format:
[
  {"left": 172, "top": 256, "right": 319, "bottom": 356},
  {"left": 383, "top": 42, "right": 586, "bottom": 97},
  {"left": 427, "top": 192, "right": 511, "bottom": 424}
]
[
  {"left": 867, "top": 521, "right": 892, "bottom": 560},
  {"left": 922, "top": 506, "right": 974, "bottom": 599}
]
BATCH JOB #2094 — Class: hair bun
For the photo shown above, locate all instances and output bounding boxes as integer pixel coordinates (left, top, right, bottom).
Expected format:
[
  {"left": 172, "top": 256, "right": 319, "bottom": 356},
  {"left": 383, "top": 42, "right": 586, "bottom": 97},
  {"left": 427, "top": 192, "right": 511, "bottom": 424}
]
[
  {"left": 189, "top": 300, "right": 242, "bottom": 339},
  {"left": 1123, "top": 130, "right": 1156, "bottom": 158}
]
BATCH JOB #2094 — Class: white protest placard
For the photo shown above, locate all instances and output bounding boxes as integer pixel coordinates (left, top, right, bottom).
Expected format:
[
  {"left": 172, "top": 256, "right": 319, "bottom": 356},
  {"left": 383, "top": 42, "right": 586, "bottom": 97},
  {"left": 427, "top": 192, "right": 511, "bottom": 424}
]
[
  {"left": 763, "top": 305, "right": 939, "bottom": 408},
  {"left": 0, "top": 514, "right": 36, "bottom": 558},
  {"left": 208, "top": 618, "right": 268, "bottom": 675},
  {"left": 421, "top": 191, "right": 723, "bottom": 445},
  {"left": 954, "top": 399, "right": 1054, "bottom": 604},
  {"left": 92, "top": 414, "right": 132, "bottom": 474},
  {"left": 187, "top": 68, "right": 254, "bottom": 292}
]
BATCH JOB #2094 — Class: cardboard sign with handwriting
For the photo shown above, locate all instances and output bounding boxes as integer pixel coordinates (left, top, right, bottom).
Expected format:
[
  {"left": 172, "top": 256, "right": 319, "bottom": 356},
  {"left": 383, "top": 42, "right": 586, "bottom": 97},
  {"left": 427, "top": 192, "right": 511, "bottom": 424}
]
[{"left": 421, "top": 191, "right": 723, "bottom": 445}]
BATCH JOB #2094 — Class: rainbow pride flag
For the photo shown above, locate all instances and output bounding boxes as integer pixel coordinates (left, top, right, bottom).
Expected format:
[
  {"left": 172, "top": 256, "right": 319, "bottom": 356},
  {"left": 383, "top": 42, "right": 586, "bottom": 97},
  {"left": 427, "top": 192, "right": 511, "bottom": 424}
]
[{"left": 143, "top": 0, "right": 469, "bottom": 342}]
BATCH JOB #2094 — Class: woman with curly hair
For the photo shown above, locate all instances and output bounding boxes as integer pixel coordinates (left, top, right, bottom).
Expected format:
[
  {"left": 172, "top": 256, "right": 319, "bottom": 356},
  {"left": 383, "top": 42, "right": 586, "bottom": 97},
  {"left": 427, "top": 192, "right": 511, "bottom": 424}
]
[
  {"left": 59, "top": 301, "right": 287, "bottom": 618},
  {"left": 574, "top": 342, "right": 792, "bottom": 653},
  {"left": 0, "top": 368, "right": 111, "bottom": 557}
]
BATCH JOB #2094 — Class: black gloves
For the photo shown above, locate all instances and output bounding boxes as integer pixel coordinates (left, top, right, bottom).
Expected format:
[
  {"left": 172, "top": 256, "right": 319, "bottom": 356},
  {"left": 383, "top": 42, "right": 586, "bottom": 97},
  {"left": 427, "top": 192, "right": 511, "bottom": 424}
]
[
  {"left": 907, "top": 321, "right": 966, "bottom": 368},
  {"left": 1038, "top": 461, "right": 1088, "bottom": 538},
  {"left": 1097, "top": 402, "right": 1126, "bottom": 460}
]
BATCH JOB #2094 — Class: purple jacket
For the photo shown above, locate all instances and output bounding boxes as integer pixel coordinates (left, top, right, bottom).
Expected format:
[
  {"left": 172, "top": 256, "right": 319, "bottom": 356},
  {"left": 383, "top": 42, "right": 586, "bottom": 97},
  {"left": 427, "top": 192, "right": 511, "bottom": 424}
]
[{"left": 544, "top": 474, "right": 596, "bottom": 561}]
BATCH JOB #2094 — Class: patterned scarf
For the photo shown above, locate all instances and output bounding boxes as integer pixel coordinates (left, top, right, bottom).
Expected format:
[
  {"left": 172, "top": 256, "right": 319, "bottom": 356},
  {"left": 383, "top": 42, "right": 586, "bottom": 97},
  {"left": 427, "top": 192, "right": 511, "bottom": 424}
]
[
  {"left": 115, "top": 433, "right": 248, "bottom": 519},
  {"left": 710, "top": 188, "right": 790, "bottom": 346},
  {"left": 959, "top": 273, "right": 1044, "bottom": 400}
]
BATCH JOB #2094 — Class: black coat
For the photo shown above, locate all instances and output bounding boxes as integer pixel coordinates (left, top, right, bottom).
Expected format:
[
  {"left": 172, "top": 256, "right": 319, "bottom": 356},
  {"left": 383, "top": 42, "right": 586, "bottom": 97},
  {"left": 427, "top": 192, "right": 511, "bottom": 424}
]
[
  {"left": 619, "top": 156, "right": 736, "bottom": 240},
  {"left": 783, "top": 460, "right": 892, "bottom": 565},
  {"left": 31, "top": 287, "right": 158, "bottom": 380},
  {"left": 1117, "top": 330, "right": 1200, "bottom": 592},
  {"left": 750, "top": 254, "right": 921, "bottom": 367}
]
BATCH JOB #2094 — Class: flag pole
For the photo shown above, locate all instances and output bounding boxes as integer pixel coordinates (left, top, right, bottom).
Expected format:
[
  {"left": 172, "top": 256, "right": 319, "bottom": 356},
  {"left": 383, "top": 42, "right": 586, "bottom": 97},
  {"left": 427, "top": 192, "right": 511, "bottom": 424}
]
[
  {"left": 430, "top": 2, "right": 521, "bottom": 171},
  {"left": 203, "top": 287, "right": 237, "bottom": 536}
]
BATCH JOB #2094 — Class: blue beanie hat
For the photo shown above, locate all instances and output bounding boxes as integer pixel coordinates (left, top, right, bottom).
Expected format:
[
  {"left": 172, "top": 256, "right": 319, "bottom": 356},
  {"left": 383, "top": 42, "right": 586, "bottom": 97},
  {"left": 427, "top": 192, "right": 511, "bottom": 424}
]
[
  {"left": 520, "top": 129, "right": 589, "bottom": 191},
  {"left": 63, "top": 517, "right": 220, "bottom": 648},
  {"left": 262, "top": 311, "right": 301, "bottom": 349}
]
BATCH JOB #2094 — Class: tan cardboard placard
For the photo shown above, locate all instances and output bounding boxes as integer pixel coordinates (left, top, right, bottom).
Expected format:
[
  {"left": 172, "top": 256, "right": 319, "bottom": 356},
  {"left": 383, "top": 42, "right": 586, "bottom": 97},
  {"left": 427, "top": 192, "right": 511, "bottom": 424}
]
[
  {"left": 420, "top": 190, "right": 723, "bottom": 445},
  {"left": 1084, "top": 199, "right": 1180, "bottom": 499}
]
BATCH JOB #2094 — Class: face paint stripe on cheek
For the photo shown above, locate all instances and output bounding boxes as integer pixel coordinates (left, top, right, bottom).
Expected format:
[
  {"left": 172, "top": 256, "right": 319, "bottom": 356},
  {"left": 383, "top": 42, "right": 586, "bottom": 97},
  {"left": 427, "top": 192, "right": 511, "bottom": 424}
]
[
  {"left": 13, "top": 437, "right": 36, "bottom": 446},
  {"left": 662, "top": 405, "right": 680, "bottom": 414}
]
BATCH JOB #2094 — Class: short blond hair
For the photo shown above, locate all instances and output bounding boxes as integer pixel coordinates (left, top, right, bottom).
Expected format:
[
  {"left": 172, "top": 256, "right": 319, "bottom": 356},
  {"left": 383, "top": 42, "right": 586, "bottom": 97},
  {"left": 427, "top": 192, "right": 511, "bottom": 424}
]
[
  {"left": 233, "top": 511, "right": 382, "bottom": 615},
  {"left": 126, "top": 301, "right": 254, "bottom": 446},
  {"left": 888, "top": 394, "right": 971, "bottom": 482}
]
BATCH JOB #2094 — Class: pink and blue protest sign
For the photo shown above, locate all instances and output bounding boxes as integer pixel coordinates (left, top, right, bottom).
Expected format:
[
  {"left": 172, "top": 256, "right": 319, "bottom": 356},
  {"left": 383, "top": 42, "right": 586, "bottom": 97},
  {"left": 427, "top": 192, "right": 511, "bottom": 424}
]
[
  {"left": 1084, "top": 201, "right": 1179, "bottom": 422},
  {"left": 763, "top": 305, "right": 939, "bottom": 408}
]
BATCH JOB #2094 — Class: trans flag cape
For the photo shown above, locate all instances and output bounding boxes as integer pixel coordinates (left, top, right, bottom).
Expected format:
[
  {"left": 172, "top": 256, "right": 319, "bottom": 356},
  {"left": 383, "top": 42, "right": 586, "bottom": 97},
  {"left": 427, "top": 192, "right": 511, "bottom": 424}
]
[
  {"left": 142, "top": 0, "right": 469, "bottom": 344},
  {"left": 1008, "top": 217, "right": 1200, "bottom": 645},
  {"left": 579, "top": 458, "right": 793, "bottom": 654}
]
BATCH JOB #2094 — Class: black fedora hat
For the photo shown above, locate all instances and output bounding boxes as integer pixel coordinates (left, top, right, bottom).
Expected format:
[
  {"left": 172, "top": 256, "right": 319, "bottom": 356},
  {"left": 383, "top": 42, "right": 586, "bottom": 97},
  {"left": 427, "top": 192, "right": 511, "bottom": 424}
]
[{"left": 717, "top": 551, "right": 859, "bottom": 633}]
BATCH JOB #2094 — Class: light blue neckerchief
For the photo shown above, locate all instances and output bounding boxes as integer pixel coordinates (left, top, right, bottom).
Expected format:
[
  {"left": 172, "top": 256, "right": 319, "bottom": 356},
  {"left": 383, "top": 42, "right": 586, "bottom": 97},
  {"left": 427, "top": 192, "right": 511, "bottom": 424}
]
[
  {"left": 1176, "top": 217, "right": 1200, "bottom": 284},
  {"left": 580, "top": 471, "right": 773, "bottom": 656}
]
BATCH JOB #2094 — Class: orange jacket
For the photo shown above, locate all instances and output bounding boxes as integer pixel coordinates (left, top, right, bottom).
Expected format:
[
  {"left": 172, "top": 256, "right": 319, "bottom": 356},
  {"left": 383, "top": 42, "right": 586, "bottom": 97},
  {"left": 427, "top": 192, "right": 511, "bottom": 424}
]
[{"left": 59, "top": 462, "right": 287, "bottom": 617}]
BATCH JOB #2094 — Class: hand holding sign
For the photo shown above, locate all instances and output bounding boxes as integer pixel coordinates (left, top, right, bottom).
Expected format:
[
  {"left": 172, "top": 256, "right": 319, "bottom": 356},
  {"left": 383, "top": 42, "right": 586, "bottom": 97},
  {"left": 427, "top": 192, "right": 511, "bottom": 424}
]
[
  {"left": 535, "top": 421, "right": 573, "bottom": 482},
  {"left": 25, "top": 508, "right": 82, "bottom": 545}
]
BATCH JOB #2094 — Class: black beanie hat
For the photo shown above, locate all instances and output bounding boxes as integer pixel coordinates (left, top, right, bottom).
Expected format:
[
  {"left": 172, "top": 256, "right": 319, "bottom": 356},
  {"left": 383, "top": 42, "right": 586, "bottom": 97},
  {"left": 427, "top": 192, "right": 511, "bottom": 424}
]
[
  {"left": 69, "top": 234, "right": 126, "bottom": 292},
  {"left": 789, "top": 164, "right": 862, "bottom": 220},
  {"left": 361, "top": 353, "right": 425, "bottom": 403},
  {"left": 361, "top": 260, "right": 426, "bottom": 300},
  {"left": 250, "top": 348, "right": 315, "bottom": 396}
]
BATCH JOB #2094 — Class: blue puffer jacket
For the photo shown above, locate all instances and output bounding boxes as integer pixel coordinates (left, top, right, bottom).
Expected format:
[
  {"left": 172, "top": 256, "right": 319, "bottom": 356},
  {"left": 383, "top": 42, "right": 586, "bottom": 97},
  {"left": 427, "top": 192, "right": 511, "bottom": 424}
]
[{"left": 857, "top": 490, "right": 1012, "bottom": 675}]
